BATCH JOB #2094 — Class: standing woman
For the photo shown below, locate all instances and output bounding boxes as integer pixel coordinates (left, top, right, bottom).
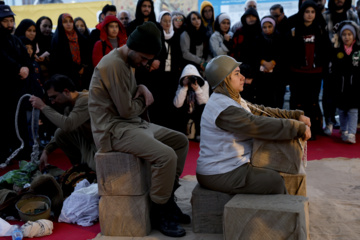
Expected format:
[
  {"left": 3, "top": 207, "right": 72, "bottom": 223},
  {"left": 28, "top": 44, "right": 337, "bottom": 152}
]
[
  {"left": 150, "top": 10, "right": 184, "bottom": 130},
  {"left": 50, "top": 13, "right": 92, "bottom": 90},
  {"left": 171, "top": 11, "right": 186, "bottom": 35},
  {"left": 210, "top": 13, "right": 233, "bottom": 57},
  {"left": 35, "top": 16, "right": 53, "bottom": 83},
  {"left": 180, "top": 11, "right": 211, "bottom": 76},
  {"left": 289, "top": 1, "right": 331, "bottom": 139},
  {"left": 14, "top": 19, "right": 38, "bottom": 54},
  {"left": 74, "top": 17, "right": 90, "bottom": 38},
  {"left": 255, "top": 15, "right": 286, "bottom": 108}
]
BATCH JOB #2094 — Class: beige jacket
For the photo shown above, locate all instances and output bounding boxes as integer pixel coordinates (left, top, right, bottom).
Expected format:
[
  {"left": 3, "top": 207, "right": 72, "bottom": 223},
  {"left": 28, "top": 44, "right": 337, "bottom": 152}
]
[{"left": 88, "top": 49, "right": 149, "bottom": 152}]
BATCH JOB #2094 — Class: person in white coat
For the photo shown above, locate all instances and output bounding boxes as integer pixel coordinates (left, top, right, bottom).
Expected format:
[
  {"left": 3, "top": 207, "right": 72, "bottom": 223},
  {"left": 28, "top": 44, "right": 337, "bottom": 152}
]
[
  {"left": 210, "top": 13, "right": 233, "bottom": 57},
  {"left": 173, "top": 64, "right": 209, "bottom": 141}
]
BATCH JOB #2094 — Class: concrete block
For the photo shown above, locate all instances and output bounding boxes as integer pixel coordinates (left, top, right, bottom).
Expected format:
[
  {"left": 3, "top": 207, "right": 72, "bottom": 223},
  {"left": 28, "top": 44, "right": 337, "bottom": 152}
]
[
  {"left": 191, "top": 183, "right": 233, "bottom": 234},
  {"left": 279, "top": 172, "right": 307, "bottom": 197},
  {"left": 224, "top": 194, "right": 309, "bottom": 240},
  {"left": 99, "top": 194, "right": 151, "bottom": 237},
  {"left": 251, "top": 139, "right": 305, "bottom": 174},
  {"left": 95, "top": 152, "right": 150, "bottom": 196}
]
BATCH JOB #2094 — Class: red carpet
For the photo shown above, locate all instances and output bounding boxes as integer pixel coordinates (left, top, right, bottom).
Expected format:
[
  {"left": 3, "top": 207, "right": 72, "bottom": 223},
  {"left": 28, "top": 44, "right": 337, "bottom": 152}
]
[{"left": 1, "top": 131, "right": 360, "bottom": 239}]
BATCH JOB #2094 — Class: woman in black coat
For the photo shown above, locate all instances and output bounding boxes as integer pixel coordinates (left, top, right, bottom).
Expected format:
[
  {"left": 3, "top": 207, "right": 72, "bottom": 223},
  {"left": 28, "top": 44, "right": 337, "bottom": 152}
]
[
  {"left": 50, "top": 13, "right": 92, "bottom": 90},
  {"left": 289, "top": 1, "right": 331, "bottom": 139}
]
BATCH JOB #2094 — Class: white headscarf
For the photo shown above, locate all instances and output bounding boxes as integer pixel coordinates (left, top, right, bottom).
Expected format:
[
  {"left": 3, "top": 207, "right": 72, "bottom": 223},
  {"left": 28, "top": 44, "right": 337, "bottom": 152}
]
[{"left": 158, "top": 10, "right": 174, "bottom": 40}]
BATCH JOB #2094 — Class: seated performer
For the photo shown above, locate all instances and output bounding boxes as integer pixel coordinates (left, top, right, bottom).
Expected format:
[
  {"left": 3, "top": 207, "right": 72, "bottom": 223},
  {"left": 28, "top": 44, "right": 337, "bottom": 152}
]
[{"left": 196, "top": 55, "right": 311, "bottom": 195}]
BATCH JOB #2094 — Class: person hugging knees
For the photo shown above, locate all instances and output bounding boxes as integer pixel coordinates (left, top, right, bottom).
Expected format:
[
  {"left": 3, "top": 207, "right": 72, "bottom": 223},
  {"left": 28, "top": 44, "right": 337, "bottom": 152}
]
[
  {"left": 330, "top": 20, "right": 360, "bottom": 143},
  {"left": 173, "top": 64, "right": 210, "bottom": 141},
  {"left": 196, "top": 55, "right": 311, "bottom": 195}
]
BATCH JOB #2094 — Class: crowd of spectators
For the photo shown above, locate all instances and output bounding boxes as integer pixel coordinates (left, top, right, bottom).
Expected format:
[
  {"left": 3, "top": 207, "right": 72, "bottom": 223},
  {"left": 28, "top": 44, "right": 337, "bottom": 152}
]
[{"left": 1, "top": 0, "right": 360, "bottom": 162}]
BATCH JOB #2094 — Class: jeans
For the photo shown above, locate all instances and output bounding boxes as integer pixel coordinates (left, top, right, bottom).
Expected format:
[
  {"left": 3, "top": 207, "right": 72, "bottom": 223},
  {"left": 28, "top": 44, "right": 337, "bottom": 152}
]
[{"left": 338, "top": 108, "right": 358, "bottom": 134}]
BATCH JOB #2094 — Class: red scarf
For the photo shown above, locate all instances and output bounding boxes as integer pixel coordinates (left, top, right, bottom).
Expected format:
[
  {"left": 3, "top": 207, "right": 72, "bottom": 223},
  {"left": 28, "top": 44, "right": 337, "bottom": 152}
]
[
  {"left": 63, "top": 13, "right": 81, "bottom": 65},
  {"left": 344, "top": 40, "right": 355, "bottom": 56}
]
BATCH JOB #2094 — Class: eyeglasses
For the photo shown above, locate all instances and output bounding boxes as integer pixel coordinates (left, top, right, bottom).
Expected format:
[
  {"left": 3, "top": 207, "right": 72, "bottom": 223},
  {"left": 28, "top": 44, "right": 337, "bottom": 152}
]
[
  {"left": 272, "top": 14, "right": 281, "bottom": 18},
  {"left": 48, "top": 93, "right": 60, "bottom": 101},
  {"left": 174, "top": 18, "right": 183, "bottom": 22}
]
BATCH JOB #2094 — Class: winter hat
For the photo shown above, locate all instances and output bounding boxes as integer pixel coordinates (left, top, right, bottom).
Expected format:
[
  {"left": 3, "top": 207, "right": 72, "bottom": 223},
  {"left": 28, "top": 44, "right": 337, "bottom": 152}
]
[
  {"left": 0, "top": 5, "right": 15, "bottom": 19},
  {"left": 218, "top": 13, "right": 231, "bottom": 25},
  {"left": 205, "top": 55, "right": 241, "bottom": 90},
  {"left": 127, "top": 21, "right": 162, "bottom": 55},
  {"left": 261, "top": 16, "right": 276, "bottom": 28},
  {"left": 340, "top": 24, "right": 356, "bottom": 38}
]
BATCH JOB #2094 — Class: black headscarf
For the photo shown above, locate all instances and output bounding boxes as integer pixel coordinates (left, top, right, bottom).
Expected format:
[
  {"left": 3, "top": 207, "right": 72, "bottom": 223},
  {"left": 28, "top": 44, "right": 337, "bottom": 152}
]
[
  {"left": 14, "top": 19, "right": 36, "bottom": 39},
  {"left": 74, "top": 17, "right": 90, "bottom": 38},
  {"left": 35, "top": 16, "right": 53, "bottom": 55},
  {"left": 240, "top": 8, "right": 262, "bottom": 38},
  {"left": 185, "top": 11, "right": 209, "bottom": 59},
  {"left": 52, "top": 13, "right": 82, "bottom": 49}
]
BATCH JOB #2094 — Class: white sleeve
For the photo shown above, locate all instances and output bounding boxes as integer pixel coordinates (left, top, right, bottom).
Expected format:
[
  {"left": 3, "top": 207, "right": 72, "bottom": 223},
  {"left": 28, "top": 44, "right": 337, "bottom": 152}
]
[
  {"left": 173, "top": 85, "right": 189, "bottom": 108},
  {"left": 195, "top": 81, "right": 210, "bottom": 105}
]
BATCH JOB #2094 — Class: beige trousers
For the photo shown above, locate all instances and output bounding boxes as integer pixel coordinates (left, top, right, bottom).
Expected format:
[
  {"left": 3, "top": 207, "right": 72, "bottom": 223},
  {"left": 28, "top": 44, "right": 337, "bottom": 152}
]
[
  {"left": 54, "top": 128, "right": 97, "bottom": 171},
  {"left": 112, "top": 123, "right": 188, "bottom": 204}
]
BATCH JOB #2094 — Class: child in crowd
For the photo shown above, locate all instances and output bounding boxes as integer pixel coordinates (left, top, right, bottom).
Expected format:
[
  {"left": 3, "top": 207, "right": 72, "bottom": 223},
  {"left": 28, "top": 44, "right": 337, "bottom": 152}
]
[
  {"left": 330, "top": 20, "right": 360, "bottom": 143},
  {"left": 173, "top": 64, "right": 209, "bottom": 141},
  {"left": 92, "top": 15, "right": 127, "bottom": 67}
]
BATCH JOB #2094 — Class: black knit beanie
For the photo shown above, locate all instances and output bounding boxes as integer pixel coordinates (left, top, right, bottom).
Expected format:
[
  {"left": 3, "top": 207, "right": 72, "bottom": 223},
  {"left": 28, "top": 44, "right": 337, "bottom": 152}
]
[{"left": 127, "top": 21, "right": 162, "bottom": 55}]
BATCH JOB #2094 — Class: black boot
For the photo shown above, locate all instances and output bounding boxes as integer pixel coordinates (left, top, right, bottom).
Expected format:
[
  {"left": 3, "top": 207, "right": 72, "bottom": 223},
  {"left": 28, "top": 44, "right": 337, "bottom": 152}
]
[{"left": 150, "top": 201, "right": 186, "bottom": 237}]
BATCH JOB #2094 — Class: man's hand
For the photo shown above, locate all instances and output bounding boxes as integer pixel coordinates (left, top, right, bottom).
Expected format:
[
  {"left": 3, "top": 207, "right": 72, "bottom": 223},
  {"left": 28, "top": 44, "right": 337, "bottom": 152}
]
[
  {"left": 299, "top": 115, "right": 311, "bottom": 127},
  {"left": 303, "top": 125, "right": 311, "bottom": 141},
  {"left": 29, "top": 95, "right": 46, "bottom": 110},
  {"left": 39, "top": 150, "right": 49, "bottom": 172},
  {"left": 134, "top": 84, "right": 154, "bottom": 106},
  {"left": 149, "top": 60, "right": 160, "bottom": 72},
  {"left": 19, "top": 67, "right": 29, "bottom": 79}
]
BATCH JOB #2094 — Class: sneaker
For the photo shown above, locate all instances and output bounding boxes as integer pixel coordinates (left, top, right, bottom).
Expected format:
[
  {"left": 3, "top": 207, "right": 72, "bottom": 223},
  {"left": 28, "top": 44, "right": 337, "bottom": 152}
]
[
  {"left": 324, "top": 124, "right": 333, "bottom": 136},
  {"left": 347, "top": 134, "right": 356, "bottom": 144},
  {"left": 341, "top": 131, "right": 349, "bottom": 142}
]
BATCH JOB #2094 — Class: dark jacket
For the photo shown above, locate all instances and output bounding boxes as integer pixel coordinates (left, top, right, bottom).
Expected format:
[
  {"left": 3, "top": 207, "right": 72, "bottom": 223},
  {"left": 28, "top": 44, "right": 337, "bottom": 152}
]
[
  {"left": 0, "top": 27, "right": 32, "bottom": 96},
  {"left": 50, "top": 14, "right": 92, "bottom": 90},
  {"left": 231, "top": 8, "right": 261, "bottom": 75},
  {"left": 289, "top": 1, "right": 331, "bottom": 73},
  {"left": 331, "top": 42, "right": 360, "bottom": 109}
]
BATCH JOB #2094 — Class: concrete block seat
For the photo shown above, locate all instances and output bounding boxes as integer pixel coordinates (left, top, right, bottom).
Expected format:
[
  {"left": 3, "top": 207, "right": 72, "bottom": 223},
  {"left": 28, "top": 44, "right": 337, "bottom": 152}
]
[
  {"left": 224, "top": 194, "right": 310, "bottom": 240},
  {"left": 191, "top": 183, "right": 233, "bottom": 234},
  {"left": 95, "top": 152, "right": 151, "bottom": 237}
]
